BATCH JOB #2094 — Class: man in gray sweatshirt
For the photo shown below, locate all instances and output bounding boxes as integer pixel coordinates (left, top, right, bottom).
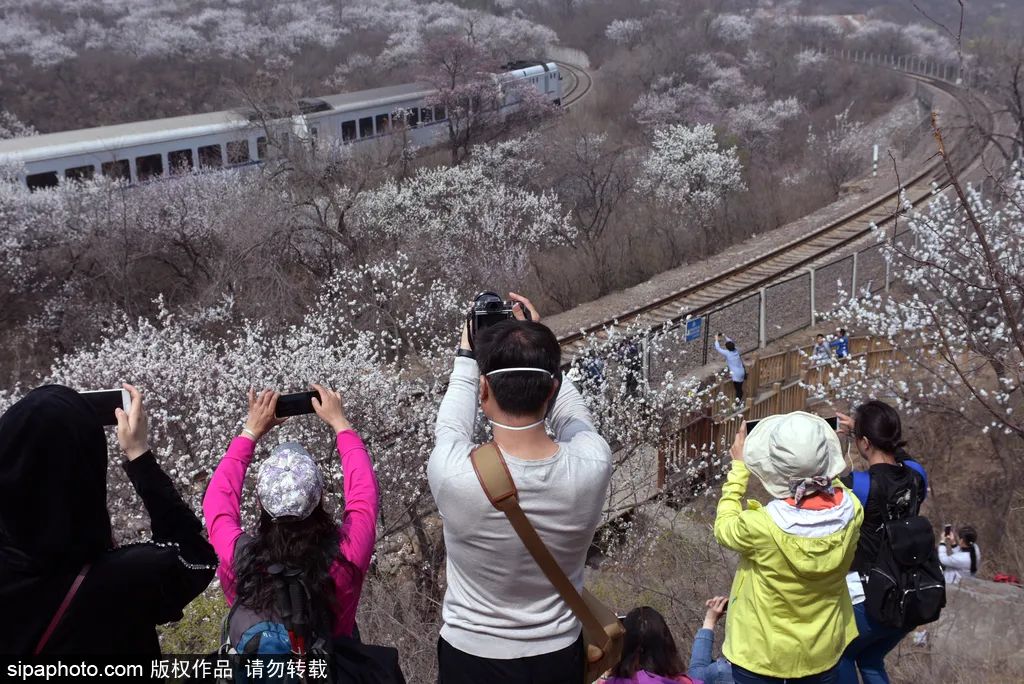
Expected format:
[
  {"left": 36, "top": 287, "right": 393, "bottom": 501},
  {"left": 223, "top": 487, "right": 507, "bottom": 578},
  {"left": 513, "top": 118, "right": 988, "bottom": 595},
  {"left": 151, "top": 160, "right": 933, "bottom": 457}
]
[{"left": 428, "top": 293, "right": 613, "bottom": 684}]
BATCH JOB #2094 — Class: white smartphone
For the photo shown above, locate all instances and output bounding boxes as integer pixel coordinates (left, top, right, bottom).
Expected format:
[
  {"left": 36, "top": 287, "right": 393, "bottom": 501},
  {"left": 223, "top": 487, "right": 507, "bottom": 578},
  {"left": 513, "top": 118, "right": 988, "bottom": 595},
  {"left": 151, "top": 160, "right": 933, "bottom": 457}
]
[{"left": 79, "top": 388, "right": 131, "bottom": 426}]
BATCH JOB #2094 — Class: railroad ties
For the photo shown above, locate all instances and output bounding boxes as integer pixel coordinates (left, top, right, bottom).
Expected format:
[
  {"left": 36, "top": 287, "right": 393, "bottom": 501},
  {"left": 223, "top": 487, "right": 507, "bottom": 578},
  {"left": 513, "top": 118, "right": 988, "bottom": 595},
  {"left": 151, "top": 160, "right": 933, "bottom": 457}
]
[{"left": 557, "top": 70, "right": 1009, "bottom": 363}]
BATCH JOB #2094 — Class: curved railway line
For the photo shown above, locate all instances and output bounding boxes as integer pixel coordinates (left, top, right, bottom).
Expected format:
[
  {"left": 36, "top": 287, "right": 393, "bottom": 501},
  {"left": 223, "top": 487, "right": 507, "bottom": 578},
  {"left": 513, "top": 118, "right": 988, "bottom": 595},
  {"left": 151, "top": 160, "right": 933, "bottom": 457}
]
[
  {"left": 555, "top": 61, "right": 593, "bottom": 108},
  {"left": 556, "top": 68, "right": 1011, "bottom": 361}
]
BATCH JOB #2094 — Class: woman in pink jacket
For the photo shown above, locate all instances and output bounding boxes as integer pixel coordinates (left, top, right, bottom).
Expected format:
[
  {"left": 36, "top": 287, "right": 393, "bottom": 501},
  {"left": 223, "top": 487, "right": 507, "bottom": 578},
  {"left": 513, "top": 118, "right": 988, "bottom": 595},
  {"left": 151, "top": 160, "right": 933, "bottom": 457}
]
[{"left": 203, "top": 384, "right": 379, "bottom": 650}]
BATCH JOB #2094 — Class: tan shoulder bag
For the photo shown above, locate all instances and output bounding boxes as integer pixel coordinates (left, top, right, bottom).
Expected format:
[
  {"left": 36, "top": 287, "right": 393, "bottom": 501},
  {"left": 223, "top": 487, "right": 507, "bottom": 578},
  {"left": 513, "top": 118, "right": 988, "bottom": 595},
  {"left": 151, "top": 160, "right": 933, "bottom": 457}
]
[{"left": 471, "top": 443, "right": 625, "bottom": 684}]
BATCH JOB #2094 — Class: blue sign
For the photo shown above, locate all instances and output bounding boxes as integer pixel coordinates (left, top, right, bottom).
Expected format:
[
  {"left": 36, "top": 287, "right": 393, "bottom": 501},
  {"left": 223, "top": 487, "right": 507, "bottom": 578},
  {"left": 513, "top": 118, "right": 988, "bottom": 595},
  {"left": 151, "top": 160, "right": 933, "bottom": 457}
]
[{"left": 685, "top": 317, "right": 703, "bottom": 342}]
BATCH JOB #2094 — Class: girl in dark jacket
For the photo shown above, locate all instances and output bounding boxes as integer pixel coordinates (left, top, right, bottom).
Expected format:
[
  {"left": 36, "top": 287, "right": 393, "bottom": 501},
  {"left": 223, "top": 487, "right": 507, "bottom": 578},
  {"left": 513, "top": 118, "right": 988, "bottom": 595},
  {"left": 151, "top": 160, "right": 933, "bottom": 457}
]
[
  {"left": 836, "top": 400, "right": 928, "bottom": 684},
  {"left": 0, "top": 384, "right": 217, "bottom": 655}
]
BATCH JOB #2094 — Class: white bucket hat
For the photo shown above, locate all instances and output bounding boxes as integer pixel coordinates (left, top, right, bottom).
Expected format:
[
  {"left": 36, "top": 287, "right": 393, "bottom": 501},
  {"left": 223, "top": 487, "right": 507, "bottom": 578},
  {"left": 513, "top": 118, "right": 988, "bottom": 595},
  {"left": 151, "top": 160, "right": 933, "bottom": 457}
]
[{"left": 743, "top": 411, "right": 845, "bottom": 500}]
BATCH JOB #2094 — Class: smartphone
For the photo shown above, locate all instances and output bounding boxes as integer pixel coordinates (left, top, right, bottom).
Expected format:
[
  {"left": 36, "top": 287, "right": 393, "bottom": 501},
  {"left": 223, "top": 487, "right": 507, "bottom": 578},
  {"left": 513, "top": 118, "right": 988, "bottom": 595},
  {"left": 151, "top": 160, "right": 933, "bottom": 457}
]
[
  {"left": 944, "top": 524, "right": 953, "bottom": 537},
  {"left": 80, "top": 389, "right": 131, "bottom": 426},
  {"left": 275, "top": 390, "right": 321, "bottom": 418},
  {"left": 746, "top": 415, "right": 839, "bottom": 434}
]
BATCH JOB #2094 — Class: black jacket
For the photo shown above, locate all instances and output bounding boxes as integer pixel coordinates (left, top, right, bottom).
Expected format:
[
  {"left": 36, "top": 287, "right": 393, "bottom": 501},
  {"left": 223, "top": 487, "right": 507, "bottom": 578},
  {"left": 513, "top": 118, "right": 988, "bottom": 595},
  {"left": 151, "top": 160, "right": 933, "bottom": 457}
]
[{"left": 0, "top": 385, "right": 217, "bottom": 655}]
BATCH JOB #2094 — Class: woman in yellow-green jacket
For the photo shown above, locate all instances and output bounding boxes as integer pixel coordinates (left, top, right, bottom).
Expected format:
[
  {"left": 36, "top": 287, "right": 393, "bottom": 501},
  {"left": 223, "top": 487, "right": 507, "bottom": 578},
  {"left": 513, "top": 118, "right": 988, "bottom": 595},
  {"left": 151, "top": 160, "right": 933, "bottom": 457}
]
[{"left": 715, "top": 412, "right": 863, "bottom": 684}]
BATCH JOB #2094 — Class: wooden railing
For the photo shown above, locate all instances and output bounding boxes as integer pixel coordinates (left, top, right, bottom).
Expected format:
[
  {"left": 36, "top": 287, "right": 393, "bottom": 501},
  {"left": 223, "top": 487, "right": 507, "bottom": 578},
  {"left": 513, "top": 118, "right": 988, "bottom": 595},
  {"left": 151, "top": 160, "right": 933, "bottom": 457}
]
[{"left": 657, "top": 337, "right": 897, "bottom": 490}]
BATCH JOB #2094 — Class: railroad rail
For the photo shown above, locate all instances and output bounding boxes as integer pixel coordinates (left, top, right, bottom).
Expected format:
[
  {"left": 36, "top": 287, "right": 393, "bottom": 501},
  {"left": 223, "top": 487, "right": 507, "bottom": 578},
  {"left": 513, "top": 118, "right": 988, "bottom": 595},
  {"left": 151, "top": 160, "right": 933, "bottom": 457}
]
[
  {"left": 556, "top": 66, "right": 1010, "bottom": 361},
  {"left": 555, "top": 61, "right": 593, "bottom": 108}
]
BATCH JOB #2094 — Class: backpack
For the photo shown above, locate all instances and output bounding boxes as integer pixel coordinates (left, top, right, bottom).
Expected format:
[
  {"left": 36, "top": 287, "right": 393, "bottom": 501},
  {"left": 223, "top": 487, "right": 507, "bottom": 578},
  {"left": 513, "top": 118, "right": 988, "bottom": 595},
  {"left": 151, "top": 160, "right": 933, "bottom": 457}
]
[
  {"left": 218, "top": 552, "right": 330, "bottom": 683},
  {"left": 218, "top": 537, "right": 407, "bottom": 684},
  {"left": 854, "top": 463, "right": 946, "bottom": 630}
]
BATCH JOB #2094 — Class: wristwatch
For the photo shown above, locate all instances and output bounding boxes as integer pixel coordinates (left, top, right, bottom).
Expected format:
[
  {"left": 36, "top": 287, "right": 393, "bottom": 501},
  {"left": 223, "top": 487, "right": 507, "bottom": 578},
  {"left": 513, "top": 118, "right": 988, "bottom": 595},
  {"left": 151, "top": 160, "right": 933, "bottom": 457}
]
[{"left": 456, "top": 348, "right": 475, "bottom": 360}]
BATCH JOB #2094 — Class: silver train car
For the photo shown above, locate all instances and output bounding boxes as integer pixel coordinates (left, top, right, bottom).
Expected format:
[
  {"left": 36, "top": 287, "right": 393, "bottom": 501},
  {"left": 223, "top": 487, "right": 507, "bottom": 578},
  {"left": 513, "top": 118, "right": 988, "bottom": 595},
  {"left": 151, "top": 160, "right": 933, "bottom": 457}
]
[{"left": 0, "top": 61, "right": 561, "bottom": 189}]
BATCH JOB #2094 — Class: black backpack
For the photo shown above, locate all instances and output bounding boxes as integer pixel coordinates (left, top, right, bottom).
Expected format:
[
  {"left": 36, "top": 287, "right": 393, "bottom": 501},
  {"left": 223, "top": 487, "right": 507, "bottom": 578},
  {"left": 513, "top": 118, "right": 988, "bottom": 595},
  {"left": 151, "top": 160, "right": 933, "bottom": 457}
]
[{"left": 861, "top": 469, "right": 946, "bottom": 630}]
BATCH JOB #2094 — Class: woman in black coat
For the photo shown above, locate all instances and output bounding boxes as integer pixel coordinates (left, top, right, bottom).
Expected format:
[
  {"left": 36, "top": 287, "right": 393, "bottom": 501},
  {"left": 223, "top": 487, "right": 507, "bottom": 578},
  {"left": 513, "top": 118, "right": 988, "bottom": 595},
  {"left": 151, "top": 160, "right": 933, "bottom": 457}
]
[{"left": 0, "top": 384, "right": 216, "bottom": 655}]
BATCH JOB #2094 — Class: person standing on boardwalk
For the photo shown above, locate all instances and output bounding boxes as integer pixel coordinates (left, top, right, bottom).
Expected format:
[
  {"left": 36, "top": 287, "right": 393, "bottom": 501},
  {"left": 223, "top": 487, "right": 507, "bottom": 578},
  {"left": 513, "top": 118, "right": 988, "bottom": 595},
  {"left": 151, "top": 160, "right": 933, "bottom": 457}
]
[{"left": 714, "top": 334, "right": 746, "bottom": 402}]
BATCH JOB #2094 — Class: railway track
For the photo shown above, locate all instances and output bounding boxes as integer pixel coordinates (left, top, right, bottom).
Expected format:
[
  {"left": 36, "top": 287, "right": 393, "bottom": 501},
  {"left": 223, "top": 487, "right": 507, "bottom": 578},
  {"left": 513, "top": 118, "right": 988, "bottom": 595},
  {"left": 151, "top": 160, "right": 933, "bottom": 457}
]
[
  {"left": 556, "top": 69, "right": 1009, "bottom": 361},
  {"left": 555, "top": 61, "right": 593, "bottom": 108}
]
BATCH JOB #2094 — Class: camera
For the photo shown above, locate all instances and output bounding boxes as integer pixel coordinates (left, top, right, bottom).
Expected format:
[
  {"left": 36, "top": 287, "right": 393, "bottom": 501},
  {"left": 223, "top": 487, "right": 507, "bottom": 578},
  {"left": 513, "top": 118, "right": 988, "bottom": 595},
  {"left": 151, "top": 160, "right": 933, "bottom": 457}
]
[{"left": 468, "top": 291, "right": 531, "bottom": 342}]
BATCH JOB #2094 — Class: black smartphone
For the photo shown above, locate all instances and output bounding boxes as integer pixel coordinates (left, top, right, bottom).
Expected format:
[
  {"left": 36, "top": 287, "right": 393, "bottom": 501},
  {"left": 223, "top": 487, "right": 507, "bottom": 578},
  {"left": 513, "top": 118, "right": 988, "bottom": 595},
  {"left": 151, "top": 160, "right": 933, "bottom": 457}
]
[
  {"left": 944, "top": 524, "right": 953, "bottom": 537},
  {"left": 80, "top": 389, "right": 131, "bottom": 426},
  {"left": 746, "top": 415, "right": 838, "bottom": 433},
  {"left": 275, "top": 391, "right": 320, "bottom": 418}
]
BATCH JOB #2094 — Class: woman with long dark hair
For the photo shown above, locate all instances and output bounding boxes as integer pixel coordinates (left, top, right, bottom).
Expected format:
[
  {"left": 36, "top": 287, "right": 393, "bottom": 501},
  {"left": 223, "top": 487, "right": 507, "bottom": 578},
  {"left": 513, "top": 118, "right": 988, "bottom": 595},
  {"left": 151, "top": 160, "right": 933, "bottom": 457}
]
[
  {"left": 939, "top": 525, "right": 980, "bottom": 584},
  {"left": 602, "top": 606, "right": 698, "bottom": 684},
  {"left": 203, "top": 385, "right": 379, "bottom": 652},
  {"left": 837, "top": 400, "right": 929, "bottom": 684}
]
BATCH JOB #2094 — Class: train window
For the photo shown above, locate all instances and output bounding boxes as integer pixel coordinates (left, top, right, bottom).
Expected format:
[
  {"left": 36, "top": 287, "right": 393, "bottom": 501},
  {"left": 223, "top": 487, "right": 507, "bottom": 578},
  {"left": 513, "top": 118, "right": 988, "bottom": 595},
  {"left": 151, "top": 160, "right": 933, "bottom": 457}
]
[
  {"left": 420, "top": 108, "right": 433, "bottom": 124},
  {"left": 65, "top": 165, "right": 94, "bottom": 182},
  {"left": 342, "top": 120, "right": 356, "bottom": 142},
  {"left": 227, "top": 140, "right": 250, "bottom": 165},
  {"left": 435, "top": 105, "right": 446, "bottom": 120},
  {"left": 101, "top": 160, "right": 130, "bottom": 180},
  {"left": 169, "top": 149, "right": 193, "bottom": 175},
  {"left": 135, "top": 154, "right": 164, "bottom": 181},
  {"left": 358, "top": 117, "right": 373, "bottom": 138},
  {"left": 256, "top": 137, "right": 268, "bottom": 159},
  {"left": 407, "top": 108, "right": 420, "bottom": 127},
  {"left": 26, "top": 171, "right": 59, "bottom": 191},
  {"left": 375, "top": 113, "right": 389, "bottom": 134},
  {"left": 198, "top": 145, "right": 223, "bottom": 169}
]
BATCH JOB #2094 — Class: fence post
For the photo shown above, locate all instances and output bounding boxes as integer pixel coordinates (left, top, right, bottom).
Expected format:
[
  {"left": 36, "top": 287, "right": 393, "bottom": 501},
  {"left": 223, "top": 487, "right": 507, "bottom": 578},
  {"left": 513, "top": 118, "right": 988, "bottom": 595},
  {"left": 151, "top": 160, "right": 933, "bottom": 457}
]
[
  {"left": 884, "top": 253, "right": 891, "bottom": 296},
  {"left": 851, "top": 251, "right": 859, "bottom": 297},
  {"left": 808, "top": 267, "right": 816, "bottom": 326},
  {"left": 642, "top": 330, "right": 651, "bottom": 384},
  {"left": 702, "top": 315, "right": 710, "bottom": 365},
  {"left": 656, "top": 447, "right": 666, "bottom": 489},
  {"left": 759, "top": 288, "right": 767, "bottom": 349}
]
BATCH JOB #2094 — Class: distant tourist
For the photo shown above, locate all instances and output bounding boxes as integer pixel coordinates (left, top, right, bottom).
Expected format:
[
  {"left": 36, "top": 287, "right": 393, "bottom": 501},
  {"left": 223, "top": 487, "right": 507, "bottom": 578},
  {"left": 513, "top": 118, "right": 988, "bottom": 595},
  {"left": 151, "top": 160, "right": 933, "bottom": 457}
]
[
  {"left": 939, "top": 525, "right": 980, "bottom": 585},
  {"left": 836, "top": 400, "right": 932, "bottom": 684},
  {"left": 713, "top": 334, "right": 746, "bottom": 402},
  {"left": 715, "top": 412, "right": 861, "bottom": 684},
  {"left": 830, "top": 329, "right": 850, "bottom": 359},
  {"left": 810, "top": 333, "right": 832, "bottom": 366},
  {"left": 576, "top": 350, "right": 607, "bottom": 392},
  {"left": 0, "top": 384, "right": 216, "bottom": 655},
  {"left": 617, "top": 339, "right": 643, "bottom": 396}
]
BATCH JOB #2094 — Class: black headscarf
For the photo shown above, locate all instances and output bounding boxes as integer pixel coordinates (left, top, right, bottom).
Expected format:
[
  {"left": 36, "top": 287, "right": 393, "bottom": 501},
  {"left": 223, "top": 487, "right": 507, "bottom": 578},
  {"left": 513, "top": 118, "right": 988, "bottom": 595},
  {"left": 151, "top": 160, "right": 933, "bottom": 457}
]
[{"left": 0, "top": 385, "right": 113, "bottom": 571}]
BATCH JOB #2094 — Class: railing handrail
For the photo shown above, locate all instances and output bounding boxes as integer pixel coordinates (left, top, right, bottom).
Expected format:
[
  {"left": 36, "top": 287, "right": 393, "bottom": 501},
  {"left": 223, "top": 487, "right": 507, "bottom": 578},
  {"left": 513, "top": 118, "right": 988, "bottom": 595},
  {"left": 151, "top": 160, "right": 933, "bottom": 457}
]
[{"left": 660, "top": 341, "right": 898, "bottom": 488}]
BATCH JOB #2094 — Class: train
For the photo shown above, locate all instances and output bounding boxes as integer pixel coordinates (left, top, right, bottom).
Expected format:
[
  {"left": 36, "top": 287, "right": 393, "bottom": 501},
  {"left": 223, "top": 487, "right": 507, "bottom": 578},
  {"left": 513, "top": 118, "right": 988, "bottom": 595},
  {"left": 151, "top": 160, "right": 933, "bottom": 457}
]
[{"left": 0, "top": 61, "right": 561, "bottom": 190}]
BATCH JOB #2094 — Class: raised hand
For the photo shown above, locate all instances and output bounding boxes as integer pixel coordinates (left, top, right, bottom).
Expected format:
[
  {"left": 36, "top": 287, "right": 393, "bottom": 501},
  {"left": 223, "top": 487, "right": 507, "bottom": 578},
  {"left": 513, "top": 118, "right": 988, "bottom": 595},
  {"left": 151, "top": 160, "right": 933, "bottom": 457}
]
[
  {"left": 310, "top": 383, "right": 353, "bottom": 434},
  {"left": 509, "top": 292, "right": 540, "bottom": 322},
  {"left": 703, "top": 596, "right": 729, "bottom": 629},
  {"left": 115, "top": 383, "right": 150, "bottom": 461},
  {"left": 243, "top": 389, "right": 284, "bottom": 441},
  {"left": 730, "top": 420, "right": 746, "bottom": 462},
  {"left": 836, "top": 411, "right": 855, "bottom": 438}
]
